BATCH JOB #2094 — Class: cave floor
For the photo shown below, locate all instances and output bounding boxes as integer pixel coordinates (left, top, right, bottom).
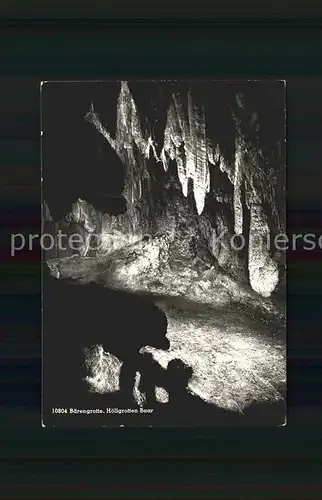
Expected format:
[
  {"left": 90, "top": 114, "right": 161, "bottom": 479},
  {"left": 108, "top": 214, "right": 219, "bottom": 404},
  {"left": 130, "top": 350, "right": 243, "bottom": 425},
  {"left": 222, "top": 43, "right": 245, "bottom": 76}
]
[
  {"left": 47, "top": 255, "right": 286, "bottom": 413},
  {"left": 146, "top": 298, "right": 285, "bottom": 412}
]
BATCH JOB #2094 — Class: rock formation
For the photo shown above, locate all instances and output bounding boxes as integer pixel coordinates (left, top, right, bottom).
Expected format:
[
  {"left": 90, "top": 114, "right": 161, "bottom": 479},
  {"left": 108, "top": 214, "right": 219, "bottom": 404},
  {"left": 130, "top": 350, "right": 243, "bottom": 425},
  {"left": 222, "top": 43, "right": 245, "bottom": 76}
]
[{"left": 47, "top": 81, "right": 286, "bottom": 299}]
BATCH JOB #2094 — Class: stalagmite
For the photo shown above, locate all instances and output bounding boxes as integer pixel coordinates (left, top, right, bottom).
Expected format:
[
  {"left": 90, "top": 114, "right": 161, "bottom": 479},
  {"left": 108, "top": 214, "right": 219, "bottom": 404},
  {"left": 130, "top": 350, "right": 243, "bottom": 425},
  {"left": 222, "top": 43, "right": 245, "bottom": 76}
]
[{"left": 248, "top": 204, "right": 279, "bottom": 297}]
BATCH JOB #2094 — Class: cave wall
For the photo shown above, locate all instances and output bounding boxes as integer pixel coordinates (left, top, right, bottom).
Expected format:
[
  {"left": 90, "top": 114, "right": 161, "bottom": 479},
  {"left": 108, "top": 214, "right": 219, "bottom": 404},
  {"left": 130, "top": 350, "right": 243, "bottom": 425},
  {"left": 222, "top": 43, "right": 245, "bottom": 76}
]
[{"left": 51, "top": 81, "right": 286, "bottom": 298}]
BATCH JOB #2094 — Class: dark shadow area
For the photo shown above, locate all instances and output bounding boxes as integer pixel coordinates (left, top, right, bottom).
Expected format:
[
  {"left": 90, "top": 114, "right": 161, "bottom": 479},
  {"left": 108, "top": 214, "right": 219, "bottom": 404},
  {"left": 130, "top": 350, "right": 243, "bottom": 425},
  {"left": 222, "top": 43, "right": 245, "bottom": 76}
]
[
  {"left": 133, "top": 355, "right": 285, "bottom": 427},
  {"left": 43, "top": 279, "right": 284, "bottom": 427},
  {"left": 160, "top": 359, "right": 241, "bottom": 425},
  {"left": 41, "top": 82, "right": 127, "bottom": 222},
  {"left": 42, "top": 266, "right": 170, "bottom": 424},
  {"left": 137, "top": 351, "right": 169, "bottom": 405},
  {"left": 137, "top": 358, "right": 285, "bottom": 426},
  {"left": 162, "top": 359, "right": 285, "bottom": 426}
]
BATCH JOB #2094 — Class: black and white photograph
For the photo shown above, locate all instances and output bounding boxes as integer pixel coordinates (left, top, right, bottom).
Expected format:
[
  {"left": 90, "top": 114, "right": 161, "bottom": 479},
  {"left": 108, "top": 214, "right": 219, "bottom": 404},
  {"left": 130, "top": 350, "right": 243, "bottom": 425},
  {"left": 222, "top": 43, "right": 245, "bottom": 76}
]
[{"left": 41, "top": 80, "right": 286, "bottom": 427}]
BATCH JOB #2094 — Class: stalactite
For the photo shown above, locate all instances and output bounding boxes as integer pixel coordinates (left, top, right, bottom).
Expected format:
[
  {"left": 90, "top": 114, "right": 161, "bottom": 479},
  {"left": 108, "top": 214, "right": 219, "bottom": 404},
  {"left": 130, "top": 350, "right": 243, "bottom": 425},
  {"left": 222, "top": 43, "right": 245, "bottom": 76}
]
[
  {"left": 85, "top": 81, "right": 156, "bottom": 206},
  {"left": 161, "top": 92, "right": 210, "bottom": 215},
  {"left": 86, "top": 83, "right": 212, "bottom": 216}
]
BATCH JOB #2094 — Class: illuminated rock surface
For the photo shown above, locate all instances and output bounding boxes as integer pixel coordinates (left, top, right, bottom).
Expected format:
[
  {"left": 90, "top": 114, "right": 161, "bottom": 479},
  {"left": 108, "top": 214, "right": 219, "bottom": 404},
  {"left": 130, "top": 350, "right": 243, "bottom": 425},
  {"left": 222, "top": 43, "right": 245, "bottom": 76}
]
[{"left": 79, "top": 81, "right": 285, "bottom": 297}]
